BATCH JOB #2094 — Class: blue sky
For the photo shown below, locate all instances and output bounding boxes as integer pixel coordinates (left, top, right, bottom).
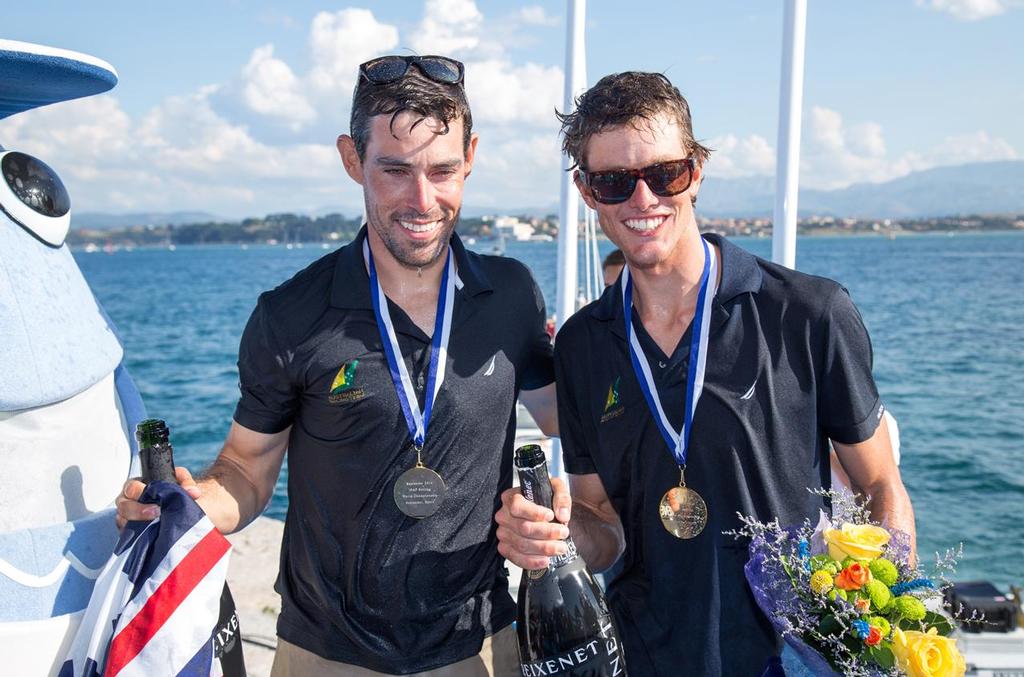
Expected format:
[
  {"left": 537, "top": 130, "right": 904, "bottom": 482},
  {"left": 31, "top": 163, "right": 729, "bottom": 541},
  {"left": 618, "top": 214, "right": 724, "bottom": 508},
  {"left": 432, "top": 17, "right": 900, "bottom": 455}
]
[{"left": 2, "top": 0, "right": 1021, "bottom": 218}]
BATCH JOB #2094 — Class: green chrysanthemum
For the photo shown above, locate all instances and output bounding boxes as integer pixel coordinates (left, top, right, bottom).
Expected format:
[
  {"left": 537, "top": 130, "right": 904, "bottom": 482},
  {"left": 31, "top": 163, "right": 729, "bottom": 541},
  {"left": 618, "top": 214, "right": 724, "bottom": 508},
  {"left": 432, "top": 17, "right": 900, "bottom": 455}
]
[
  {"left": 893, "top": 595, "right": 927, "bottom": 621},
  {"left": 869, "top": 558, "right": 899, "bottom": 586},
  {"left": 864, "top": 579, "right": 892, "bottom": 611},
  {"left": 868, "top": 616, "right": 892, "bottom": 637}
]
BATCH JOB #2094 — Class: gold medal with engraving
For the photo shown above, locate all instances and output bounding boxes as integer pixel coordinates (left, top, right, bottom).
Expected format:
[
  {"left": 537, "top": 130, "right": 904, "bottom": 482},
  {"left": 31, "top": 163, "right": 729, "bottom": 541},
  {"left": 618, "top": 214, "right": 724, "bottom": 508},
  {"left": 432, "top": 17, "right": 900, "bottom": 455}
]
[
  {"left": 393, "top": 446, "right": 447, "bottom": 519},
  {"left": 659, "top": 466, "right": 707, "bottom": 539}
]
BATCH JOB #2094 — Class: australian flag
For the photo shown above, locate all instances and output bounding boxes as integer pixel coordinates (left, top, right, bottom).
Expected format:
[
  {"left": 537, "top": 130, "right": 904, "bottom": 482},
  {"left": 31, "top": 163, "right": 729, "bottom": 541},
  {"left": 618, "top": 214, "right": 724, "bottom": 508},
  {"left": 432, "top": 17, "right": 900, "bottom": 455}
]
[{"left": 60, "top": 482, "right": 233, "bottom": 677}]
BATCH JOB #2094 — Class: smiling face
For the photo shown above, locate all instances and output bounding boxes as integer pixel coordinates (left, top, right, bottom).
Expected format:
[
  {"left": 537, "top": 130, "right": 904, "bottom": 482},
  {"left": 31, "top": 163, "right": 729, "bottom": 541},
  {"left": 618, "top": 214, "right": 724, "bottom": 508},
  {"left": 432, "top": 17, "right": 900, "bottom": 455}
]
[
  {"left": 339, "top": 111, "right": 477, "bottom": 269},
  {"left": 576, "top": 111, "right": 703, "bottom": 274}
]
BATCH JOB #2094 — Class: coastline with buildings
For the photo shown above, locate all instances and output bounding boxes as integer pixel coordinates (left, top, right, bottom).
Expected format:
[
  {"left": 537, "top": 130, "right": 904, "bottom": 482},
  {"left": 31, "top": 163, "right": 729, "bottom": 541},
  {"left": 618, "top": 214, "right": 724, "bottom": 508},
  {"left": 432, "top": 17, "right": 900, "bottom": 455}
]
[{"left": 67, "top": 211, "right": 1024, "bottom": 251}]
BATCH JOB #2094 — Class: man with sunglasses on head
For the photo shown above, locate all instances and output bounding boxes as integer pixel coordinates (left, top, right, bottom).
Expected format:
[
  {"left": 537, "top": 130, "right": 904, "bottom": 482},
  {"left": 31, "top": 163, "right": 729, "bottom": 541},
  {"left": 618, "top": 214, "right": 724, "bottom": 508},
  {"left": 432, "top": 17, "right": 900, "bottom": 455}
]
[
  {"left": 494, "top": 72, "right": 915, "bottom": 675},
  {"left": 117, "top": 54, "right": 557, "bottom": 676}
]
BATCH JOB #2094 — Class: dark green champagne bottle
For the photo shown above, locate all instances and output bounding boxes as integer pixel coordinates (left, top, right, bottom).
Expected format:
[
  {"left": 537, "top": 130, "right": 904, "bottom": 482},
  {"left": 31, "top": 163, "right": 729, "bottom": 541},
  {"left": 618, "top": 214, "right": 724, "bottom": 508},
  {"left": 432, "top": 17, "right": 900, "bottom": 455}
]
[
  {"left": 136, "top": 418, "right": 176, "bottom": 483},
  {"left": 514, "top": 444, "right": 627, "bottom": 676},
  {"left": 134, "top": 419, "right": 247, "bottom": 676}
]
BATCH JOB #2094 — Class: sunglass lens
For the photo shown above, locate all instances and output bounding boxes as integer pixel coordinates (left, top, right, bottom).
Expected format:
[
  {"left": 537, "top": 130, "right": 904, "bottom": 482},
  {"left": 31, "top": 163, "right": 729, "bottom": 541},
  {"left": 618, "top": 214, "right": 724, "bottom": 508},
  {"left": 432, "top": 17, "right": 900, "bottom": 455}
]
[
  {"left": 418, "top": 58, "right": 462, "bottom": 84},
  {"left": 364, "top": 57, "right": 409, "bottom": 83},
  {"left": 590, "top": 172, "right": 635, "bottom": 204},
  {"left": 649, "top": 161, "right": 692, "bottom": 196}
]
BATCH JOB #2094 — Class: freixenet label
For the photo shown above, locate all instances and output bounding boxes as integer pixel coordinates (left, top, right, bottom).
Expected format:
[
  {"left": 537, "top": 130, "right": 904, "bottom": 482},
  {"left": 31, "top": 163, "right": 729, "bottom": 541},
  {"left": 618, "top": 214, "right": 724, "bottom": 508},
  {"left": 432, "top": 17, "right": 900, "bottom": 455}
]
[{"left": 519, "top": 620, "right": 625, "bottom": 676}]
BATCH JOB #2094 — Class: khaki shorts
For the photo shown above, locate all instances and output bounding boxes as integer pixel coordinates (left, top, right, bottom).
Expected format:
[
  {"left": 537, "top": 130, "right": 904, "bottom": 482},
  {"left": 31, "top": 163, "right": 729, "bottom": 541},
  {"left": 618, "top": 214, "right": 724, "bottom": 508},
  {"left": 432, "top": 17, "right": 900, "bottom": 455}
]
[{"left": 270, "top": 624, "right": 519, "bottom": 677}]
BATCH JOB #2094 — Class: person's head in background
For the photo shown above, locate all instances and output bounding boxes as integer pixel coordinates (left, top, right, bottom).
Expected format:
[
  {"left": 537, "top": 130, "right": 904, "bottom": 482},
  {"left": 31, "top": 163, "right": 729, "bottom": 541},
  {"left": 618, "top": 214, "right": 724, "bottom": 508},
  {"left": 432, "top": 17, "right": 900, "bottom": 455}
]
[{"left": 602, "top": 248, "right": 625, "bottom": 287}]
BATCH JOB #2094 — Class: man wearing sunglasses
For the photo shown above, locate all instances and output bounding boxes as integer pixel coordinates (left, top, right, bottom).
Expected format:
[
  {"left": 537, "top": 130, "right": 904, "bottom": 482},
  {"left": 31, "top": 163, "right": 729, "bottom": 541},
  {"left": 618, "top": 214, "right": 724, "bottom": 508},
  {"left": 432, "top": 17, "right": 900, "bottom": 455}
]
[
  {"left": 495, "top": 72, "right": 915, "bottom": 675},
  {"left": 118, "top": 54, "right": 557, "bottom": 676}
]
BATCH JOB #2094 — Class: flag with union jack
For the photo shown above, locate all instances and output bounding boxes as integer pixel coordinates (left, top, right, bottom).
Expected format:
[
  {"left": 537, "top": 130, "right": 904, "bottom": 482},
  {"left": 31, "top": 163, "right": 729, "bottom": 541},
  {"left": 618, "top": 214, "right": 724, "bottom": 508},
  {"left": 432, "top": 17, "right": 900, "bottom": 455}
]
[{"left": 60, "top": 482, "right": 232, "bottom": 677}]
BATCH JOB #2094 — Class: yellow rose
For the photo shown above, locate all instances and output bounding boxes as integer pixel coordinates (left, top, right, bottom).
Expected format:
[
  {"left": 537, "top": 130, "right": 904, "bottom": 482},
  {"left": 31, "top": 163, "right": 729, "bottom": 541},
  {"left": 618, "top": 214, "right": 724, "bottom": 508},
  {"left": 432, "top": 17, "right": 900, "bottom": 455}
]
[
  {"left": 822, "top": 523, "right": 891, "bottom": 561},
  {"left": 891, "top": 628, "right": 966, "bottom": 677}
]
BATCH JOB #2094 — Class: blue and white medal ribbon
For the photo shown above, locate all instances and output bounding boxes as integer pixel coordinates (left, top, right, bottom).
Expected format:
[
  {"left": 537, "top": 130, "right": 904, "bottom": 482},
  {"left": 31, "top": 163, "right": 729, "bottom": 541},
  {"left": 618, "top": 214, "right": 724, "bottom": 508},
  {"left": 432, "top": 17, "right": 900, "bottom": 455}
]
[
  {"left": 622, "top": 238, "right": 719, "bottom": 538},
  {"left": 364, "top": 238, "right": 455, "bottom": 518}
]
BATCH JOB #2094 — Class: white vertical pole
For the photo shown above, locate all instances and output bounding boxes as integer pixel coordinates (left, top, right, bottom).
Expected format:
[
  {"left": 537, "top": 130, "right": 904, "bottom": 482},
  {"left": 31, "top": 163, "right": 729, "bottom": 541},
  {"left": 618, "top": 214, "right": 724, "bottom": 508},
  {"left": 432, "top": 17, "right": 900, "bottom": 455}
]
[
  {"left": 772, "top": 0, "right": 807, "bottom": 269},
  {"left": 550, "top": 0, "right": 587, "bottom": 478},
  {"left": 556, "top": 0, "right": 586, "bottom": 330}
]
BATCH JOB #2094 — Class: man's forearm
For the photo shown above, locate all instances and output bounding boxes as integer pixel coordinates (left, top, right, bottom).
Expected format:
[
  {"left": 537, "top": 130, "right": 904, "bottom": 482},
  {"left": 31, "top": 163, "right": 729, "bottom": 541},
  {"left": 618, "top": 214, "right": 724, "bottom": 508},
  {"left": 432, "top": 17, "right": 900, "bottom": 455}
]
[
  {"left": 866, "top": 480, "right": 917, "bottom": 559},
  {"left": 569, "top": 503, "right": 625, "bottom": 573},
  {"left": 196, "top": 453, "right": 267, "bottom": 535}
]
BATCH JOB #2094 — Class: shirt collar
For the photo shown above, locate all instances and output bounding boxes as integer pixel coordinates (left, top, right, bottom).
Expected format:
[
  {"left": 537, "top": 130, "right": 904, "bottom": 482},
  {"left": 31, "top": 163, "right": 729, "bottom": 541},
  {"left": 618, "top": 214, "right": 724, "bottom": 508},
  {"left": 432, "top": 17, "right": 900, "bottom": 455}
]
[
  {"left": 329, "top": 225, "right": 493, "bottom": 309},
  {"left": 589, "top": 233, "right": 764, "bottom": 328}
]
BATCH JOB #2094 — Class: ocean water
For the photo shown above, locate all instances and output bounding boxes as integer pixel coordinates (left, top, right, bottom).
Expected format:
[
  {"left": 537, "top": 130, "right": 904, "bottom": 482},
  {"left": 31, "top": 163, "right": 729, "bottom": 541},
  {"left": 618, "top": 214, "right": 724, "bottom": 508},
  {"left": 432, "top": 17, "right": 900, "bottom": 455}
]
[{"left": 76, "top": 232, "right": 1024, "bottom": 586}]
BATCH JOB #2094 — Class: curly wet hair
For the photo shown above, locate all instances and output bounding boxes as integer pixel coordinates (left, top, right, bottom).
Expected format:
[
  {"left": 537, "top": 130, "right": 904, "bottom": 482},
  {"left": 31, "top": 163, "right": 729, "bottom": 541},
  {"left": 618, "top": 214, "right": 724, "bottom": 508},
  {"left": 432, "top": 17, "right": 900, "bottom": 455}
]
[
  {"left": 558, "top": 71, "right": 711, "bottom": 171},
  {"left": 349, "top": 67, "right": 473, "bottom": 160}
]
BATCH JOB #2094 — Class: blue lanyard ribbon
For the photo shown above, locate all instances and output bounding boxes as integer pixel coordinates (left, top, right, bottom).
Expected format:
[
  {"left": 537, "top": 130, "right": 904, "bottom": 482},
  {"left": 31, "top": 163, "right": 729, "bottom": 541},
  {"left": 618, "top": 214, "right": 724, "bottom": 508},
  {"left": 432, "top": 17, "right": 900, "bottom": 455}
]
[
  {"left": 622, "top": 238, "right": 718, "bottom": 465},
  {"left": 365, "top": 239, "right": 455, "bottom": 449}
]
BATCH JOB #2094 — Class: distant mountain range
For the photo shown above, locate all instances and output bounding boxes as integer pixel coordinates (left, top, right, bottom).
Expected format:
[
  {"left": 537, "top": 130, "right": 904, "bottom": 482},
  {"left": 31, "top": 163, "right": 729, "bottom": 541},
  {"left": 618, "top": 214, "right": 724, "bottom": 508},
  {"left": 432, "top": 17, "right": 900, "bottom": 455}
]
[
  {"left": 73, "top": 161, "right": 1023, "bottom": 229},
  {"left": 700, "top": 160, "right": 1024, "bottom": 218}
]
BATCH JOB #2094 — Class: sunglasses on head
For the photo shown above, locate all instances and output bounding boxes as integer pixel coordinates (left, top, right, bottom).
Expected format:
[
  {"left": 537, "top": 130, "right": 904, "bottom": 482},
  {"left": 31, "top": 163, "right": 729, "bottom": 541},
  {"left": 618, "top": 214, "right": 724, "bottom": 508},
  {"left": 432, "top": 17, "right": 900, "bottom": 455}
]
[
  {"left": 359, "top": 55, "right": 465, "bottom": 86},
  {"left": 579, "top": 158, "right": 696, "bottom": 205}
]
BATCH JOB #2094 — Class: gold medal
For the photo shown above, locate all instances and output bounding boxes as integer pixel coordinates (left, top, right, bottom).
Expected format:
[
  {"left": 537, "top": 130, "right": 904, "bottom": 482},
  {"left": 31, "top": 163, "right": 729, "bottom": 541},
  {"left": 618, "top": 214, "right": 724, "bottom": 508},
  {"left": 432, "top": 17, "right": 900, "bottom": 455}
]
[
  {"left": 394, "top": 463, "right": 446, "bottom": 518},
  {"left": 659, "top": 466, "right": 707, "bottom": 539},
  {"left": 393, "top": 445, "right": 446, "bottom": 519}
]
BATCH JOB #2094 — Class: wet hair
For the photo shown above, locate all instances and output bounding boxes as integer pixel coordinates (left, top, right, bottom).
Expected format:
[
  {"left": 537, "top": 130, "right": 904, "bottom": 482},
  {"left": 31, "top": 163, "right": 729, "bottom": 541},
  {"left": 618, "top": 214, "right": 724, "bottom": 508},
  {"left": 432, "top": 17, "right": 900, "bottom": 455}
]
[
  {"left": 349, "top": 68, "right": 472, "bottom": 160},
  {"left": 557, "top": 71, "right": 712, "bottom": 171}
]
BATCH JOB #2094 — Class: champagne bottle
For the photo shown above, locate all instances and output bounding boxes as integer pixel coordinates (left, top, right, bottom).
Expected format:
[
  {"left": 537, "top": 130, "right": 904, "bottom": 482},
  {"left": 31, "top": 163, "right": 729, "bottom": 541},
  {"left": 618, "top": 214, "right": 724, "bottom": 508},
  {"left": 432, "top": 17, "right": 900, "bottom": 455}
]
[
  {"left": 514, "top": 444, "right": 626, "bottom": 676},
  {"left": 134, "top": 419, "right": 248, "bottom": 676},
  {"left": 136, "top": 418, "right": 176, "bottom": 483}
]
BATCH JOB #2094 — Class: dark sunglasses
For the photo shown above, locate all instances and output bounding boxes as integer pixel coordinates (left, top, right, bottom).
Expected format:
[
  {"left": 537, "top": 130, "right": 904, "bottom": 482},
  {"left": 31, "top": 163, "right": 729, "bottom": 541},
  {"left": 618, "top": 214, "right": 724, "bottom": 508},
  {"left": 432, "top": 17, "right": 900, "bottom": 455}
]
[
  {"left": 580, "top": 158, "right": 696, "bottom": 204},
  {"left": 359, "top": 55, "right": 465, "bottom": 86}
]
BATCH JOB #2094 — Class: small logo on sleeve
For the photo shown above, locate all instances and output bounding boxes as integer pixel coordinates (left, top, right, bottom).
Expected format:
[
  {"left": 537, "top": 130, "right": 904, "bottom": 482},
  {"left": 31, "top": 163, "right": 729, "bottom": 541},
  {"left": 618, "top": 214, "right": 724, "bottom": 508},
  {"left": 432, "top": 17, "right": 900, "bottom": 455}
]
[
  {"left": 600, "top": 377, "right": 624, "bottom": 423},
  {"left": 329, "top": 360, "right": 367, "bottom": 404}
]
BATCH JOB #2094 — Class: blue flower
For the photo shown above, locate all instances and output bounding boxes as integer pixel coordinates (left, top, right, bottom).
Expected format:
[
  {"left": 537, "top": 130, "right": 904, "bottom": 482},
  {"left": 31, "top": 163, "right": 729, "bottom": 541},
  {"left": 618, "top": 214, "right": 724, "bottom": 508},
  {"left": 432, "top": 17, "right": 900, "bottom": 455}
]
[
  {"left": 851, "top": 620, "right": 871, "bottom": 639},
  {"left": 890, "top": 578, "right": 935, "bottom": 595}
]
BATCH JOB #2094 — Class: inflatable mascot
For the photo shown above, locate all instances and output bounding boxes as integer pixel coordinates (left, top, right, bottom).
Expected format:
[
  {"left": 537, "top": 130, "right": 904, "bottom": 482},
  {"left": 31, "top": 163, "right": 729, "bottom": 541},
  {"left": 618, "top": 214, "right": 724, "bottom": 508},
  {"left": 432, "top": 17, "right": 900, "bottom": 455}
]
[{"left": 0, "top": 39, "right": 145, "bottom": 674}]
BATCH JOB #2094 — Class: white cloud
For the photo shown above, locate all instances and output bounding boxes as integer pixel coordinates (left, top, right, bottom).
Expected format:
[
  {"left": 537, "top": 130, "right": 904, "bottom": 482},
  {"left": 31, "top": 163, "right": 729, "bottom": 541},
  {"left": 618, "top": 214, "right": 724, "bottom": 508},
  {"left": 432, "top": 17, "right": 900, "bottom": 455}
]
[
  {"left": 306, "top": 9, "right": 399, "bottom": 96},
  {"left": 914, "top": 0, "right": 1019, "bottom": 20},
  {"left": 410, "top": 0, "right": 485, "bottom": 55},
  {"left": 705, "top": 134, "right": 776, "bottom": 177},
  {"left": 517, "top": 6, "right": 560, "bottom": 27},
  {"left": 0, "top": 88, "right": 346, "bottom": 215},
  {"left": 800, "top": 106, "right": 1019, "bottom": 189},
  {"left": 470, "top": 131, "right": 562, "bottom": 207},
  {"left": 700, "top": 106, "right": 1018, "bottom": 191},
  {"left": 466, "top": 60, "right": 563, "bottom": 127},
  {"left": 241, "top": 45, "right": 316, "bottom": 130}
]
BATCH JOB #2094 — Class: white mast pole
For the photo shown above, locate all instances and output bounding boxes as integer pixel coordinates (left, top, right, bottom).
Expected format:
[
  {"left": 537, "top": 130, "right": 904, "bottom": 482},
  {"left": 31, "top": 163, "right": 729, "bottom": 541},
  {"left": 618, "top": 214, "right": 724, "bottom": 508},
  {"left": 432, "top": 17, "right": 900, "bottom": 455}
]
[
  {"left": 772, "top": 0, "right": 807, "bottom": 269},
  {"left": 555, "top": 0, "right": 586, "bottom": 330},
  {"left": 549, "top": 0, "right": 586, "bottom": 478}
]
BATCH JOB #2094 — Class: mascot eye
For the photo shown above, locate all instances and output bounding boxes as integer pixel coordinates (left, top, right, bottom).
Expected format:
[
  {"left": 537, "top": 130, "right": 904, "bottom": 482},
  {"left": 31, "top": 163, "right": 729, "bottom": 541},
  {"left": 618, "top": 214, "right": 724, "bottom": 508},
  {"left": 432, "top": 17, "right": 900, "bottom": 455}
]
[{"left": 0, "top": 150, "right": 71, "bottom": 247}]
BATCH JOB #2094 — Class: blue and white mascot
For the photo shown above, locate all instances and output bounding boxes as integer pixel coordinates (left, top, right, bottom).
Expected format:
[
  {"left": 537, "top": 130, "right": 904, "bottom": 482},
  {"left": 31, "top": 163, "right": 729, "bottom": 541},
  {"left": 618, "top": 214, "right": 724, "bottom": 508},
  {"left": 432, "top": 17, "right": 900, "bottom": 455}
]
[{"left": 0, "top": 40, "right": 145, "bottom": 675}]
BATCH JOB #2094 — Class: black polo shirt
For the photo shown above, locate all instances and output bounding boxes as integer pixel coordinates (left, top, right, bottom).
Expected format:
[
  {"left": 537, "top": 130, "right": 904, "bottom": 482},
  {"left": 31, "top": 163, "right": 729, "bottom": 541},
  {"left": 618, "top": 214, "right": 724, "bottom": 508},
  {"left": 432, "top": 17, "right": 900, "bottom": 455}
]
[
  {"left": 556, "top": 234, "right": 883, "bottom": 676},
  {"left": 233, "top": 226, "right": 554, "bottom": 673}
]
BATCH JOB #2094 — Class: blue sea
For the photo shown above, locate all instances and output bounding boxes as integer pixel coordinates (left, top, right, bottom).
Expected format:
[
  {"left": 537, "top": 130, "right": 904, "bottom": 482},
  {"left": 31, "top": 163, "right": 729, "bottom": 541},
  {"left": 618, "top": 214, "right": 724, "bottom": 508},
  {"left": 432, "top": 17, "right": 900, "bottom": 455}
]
[{"left": 77, "top": 232, "right": 1024, "bottom": 586}]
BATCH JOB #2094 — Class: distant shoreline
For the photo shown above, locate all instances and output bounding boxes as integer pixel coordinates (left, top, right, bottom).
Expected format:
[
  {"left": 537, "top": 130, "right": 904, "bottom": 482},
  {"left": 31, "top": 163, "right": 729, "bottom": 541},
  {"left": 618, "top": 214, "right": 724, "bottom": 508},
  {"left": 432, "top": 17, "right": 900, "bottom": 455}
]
[
  {"left": 69, "top": 226, "right": 1024, "bottom": 253},
  {"left": 64, "top": 211, "right": 1023, "bottom": 249}
]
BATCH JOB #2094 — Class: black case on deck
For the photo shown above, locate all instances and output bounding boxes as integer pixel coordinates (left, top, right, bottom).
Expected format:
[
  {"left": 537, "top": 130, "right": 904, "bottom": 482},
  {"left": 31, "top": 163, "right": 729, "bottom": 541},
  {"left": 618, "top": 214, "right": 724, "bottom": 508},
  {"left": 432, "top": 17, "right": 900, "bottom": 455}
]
[{"left": 944, "top": 581, "right": 1019, "bottom": 633}]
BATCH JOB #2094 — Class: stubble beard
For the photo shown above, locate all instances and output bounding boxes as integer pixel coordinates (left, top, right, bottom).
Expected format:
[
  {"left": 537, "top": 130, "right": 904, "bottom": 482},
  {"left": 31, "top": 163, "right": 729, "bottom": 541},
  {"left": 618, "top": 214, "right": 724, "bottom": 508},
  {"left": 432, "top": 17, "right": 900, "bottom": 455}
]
[{"left": 367, "top": 206, "right": 460, "bottom": 270}]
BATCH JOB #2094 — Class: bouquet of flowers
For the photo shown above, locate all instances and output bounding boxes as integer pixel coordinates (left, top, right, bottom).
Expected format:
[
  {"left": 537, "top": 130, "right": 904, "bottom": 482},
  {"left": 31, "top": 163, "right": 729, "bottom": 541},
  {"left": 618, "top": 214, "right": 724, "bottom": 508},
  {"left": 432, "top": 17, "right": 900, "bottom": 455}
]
[{"left": 736, "top": 492, "right": 967, "bottom": 677}]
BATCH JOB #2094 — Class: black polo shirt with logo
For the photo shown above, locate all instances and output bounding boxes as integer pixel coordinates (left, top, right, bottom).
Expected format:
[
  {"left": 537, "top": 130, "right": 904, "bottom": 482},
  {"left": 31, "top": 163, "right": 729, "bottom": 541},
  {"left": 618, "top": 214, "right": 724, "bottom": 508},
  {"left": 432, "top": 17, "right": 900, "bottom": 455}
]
[
  {"left": 233, "top": 226, "right": 554, "bottom": 673},
  {"left": 555, "top": 234, "right": 884, "bottom": 676}
]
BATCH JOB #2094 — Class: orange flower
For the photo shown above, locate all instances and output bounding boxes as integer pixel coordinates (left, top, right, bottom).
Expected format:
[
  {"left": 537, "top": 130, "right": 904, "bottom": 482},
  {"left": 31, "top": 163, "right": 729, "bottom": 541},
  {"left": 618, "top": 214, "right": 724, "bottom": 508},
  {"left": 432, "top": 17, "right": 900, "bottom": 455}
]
[
  {"left": 866, "top": 626, "right": 883, "bottom": 646},
  {"left": 835, "top": 562, "right": 872, "bottom": 591},
  {"left": 855, "top": 598, "right": 872, "bottom": 614}
]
